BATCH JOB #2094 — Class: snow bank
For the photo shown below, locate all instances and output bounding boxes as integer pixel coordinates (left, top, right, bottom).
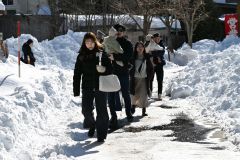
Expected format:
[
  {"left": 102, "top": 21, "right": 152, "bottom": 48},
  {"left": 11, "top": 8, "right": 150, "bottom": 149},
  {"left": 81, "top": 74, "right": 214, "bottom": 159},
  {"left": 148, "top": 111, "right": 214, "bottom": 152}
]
[
  {"left": 6, "top": 30, "right": 85, "bottom": 69},
  {"left": 167, "top": 35, "right": 240, "bottom": 147},
  {"left": 0, "top": 31, "right": 85, "bottom": 159}
]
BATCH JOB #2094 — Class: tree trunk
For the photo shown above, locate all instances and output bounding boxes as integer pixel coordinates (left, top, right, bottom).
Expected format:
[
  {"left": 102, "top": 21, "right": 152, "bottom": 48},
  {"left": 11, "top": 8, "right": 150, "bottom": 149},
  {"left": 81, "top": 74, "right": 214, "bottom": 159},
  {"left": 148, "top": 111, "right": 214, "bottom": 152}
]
[
  {"left": 185, "top": 21, "right": 193, "bottom": 48},
  {"left": 166, "top": 26, "right": 173, "bottom": 50},
  {"left": 143, "top": 15, "right": 148, "bottom": 37}
]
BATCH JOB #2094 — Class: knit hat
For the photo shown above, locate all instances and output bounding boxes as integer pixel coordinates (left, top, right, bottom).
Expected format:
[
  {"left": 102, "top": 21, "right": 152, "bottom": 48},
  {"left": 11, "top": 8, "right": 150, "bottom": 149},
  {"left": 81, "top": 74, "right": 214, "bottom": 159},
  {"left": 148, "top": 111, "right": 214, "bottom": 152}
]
[
  {"left": 109, "top": 26, "right": 117, "bottom": 36},
  {"left": 113, "top": 24, "right": 126, "bottom": 32}
]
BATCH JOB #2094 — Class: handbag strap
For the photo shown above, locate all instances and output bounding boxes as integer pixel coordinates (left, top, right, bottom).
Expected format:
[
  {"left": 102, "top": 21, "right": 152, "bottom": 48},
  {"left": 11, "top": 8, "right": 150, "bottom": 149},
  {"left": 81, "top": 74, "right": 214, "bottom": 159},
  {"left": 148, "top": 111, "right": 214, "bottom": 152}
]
[{"left": 97, "top": 52, "right": 102, "bottom": 66}]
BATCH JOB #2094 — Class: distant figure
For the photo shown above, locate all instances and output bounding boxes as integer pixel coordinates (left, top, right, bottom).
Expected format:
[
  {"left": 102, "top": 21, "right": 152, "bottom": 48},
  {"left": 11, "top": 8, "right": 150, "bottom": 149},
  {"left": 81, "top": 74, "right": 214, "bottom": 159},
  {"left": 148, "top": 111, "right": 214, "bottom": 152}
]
[
  {"left": 145, "top": 35, "right": 163, "bottom": 53},
  {"left": 0, "top": 33, "right": 9, "bottom": 63},
  {"left": 145, "top": 33, "right": 166, "bottom": 100},
  {"left": 21, "top": 39, "right": 36, "bottom": 66}
]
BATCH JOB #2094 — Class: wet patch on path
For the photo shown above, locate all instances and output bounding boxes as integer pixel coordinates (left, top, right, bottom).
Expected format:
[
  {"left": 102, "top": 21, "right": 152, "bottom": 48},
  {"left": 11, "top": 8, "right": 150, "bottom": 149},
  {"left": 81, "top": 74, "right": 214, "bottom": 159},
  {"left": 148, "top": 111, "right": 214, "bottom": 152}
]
[{"left": 123, "top": 113, "right": 216, "bottom": 144}]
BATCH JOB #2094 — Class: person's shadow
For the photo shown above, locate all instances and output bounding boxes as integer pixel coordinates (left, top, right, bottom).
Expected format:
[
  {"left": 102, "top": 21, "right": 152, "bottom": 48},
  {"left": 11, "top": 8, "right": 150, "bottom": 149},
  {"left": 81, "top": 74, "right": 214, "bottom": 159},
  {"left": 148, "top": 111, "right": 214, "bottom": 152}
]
[
  {"left": 108, "top": 115, "right": 143, "bottom": 133},
  {"left": 40, "top": 140, "right": 102, "bottom": 158},
  {"left": 40, "top": 121, "right": 103, "bottom": 158}
]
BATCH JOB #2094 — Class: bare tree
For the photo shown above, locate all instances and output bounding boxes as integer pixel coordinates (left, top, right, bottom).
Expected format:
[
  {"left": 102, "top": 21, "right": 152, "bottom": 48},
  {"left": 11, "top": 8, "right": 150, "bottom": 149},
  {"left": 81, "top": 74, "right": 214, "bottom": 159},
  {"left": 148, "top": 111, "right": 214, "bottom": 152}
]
[
  {"left": 156, "top": 1, "right": 177, "bottom": 51},
  {"left": 112, "top": 0, "right": 160, "bottom": 39},
  {"left": 174, "top": 0, "right": 208, "bottom": 48}
]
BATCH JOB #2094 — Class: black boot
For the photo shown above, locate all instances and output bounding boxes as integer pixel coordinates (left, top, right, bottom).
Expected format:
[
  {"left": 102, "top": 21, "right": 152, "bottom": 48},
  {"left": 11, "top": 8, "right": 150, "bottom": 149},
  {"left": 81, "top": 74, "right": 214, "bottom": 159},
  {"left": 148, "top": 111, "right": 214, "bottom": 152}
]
[
  {"left": 109, "top": 117, "right": 118, "bottom": 129},
  {"left": 142, "top": 108, "right": 148, "bottom": 117},
  {"left": 88, "top": 126, "right": 95, "bottom": 138},
  {"left": 127, "top": 115, "right": 134, "bottom": 122},
  {"left": 97, "top": 138, "right": 105, "bottom": 143},
  {"left": 131, "top": 105, "right": 136, "bottom": 114}
]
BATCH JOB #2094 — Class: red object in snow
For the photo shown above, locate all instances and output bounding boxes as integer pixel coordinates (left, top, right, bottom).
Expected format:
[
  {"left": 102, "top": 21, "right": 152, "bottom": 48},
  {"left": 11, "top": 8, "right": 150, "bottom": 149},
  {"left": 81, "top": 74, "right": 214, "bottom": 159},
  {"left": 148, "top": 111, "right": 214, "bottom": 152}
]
[{"left": 225, "top": 14, "right": 239, "bottom": 36}]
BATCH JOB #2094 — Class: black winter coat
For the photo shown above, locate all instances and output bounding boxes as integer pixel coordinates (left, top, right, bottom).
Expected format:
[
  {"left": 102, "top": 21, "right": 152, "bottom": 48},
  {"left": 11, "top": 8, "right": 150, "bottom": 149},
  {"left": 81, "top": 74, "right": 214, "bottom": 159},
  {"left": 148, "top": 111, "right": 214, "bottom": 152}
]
[
  {"left": 22, "top": 42, "right": 36, "bottom": 66},
  {"left": 129, "top": 54, "right": 154, "bottom": 96},
  {"left": 112, "top": 37, "right": 133, "bottom": 75},
  {"left": 73, "top": 49, "right": 112, "bottom": 96},
  {"left": 152, "top": 50, "right": 166, "bottom": 68}
]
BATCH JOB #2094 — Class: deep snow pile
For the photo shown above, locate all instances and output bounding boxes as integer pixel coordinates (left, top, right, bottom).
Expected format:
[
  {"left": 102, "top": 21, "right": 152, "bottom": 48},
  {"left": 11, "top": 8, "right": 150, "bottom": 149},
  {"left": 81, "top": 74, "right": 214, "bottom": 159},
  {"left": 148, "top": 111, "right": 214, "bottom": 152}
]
[
  {"left": 1, "top": 30, "right": 240, "bottom": 159},
  {"left": 167, "top": 35, "right": 240, "bottom": 148},
  {"left": 0, "top": 31, "right": 84, "bottom": 159},
  {"left": 6, "top": 30, "right": 85, "bottom": 69}
]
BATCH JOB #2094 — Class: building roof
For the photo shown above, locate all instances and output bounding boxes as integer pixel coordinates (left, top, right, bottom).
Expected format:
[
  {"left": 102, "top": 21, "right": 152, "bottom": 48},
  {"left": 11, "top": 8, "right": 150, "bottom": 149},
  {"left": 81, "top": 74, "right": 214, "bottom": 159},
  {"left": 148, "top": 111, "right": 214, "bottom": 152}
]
[{"left": 213, "top": 0, "right": 238, "bottom": 5}]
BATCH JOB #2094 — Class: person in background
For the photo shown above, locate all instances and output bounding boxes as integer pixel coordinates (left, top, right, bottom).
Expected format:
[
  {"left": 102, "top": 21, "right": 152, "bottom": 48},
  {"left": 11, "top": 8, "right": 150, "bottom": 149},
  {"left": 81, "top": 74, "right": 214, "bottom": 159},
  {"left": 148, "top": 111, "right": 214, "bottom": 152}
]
[
  {"left": 0, "top": 32, "right": 9, "bottom": 63},
  {"left": 147, "top": 33, "right": 166, "bottom": 100},
  {"left": 130, "top": 42, "right": 154, "bottom": 116},
  {"left": 21, "top": 39, "right": 36, "bottom": 66},
  {"left": 108, "top": 24, "right": 134, "bottom": 129},
  {"left": 73, "top": 32, "right": 112, "bottom": 142},
  {"left": 158, "top": 35, "right": 165, "bottom": 50}
]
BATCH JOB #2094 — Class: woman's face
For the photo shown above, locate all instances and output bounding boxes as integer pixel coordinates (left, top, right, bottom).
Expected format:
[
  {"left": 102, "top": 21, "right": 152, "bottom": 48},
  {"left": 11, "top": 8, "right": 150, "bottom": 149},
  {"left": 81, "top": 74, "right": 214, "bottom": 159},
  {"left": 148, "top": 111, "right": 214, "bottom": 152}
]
[
  {"left": 85, "top": 38, "right": 95, "bottom": 50},
  {"left": 136, "top": 44, "right": 144, "bottom": 55}
]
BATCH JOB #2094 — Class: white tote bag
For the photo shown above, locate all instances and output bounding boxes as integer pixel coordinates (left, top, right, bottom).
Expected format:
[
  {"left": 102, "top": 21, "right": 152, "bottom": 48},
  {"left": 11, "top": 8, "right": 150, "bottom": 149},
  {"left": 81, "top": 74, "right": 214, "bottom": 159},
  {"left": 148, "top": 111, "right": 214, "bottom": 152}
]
[{"left": 99, "top": 74, "right": 121, "bottom": 92}]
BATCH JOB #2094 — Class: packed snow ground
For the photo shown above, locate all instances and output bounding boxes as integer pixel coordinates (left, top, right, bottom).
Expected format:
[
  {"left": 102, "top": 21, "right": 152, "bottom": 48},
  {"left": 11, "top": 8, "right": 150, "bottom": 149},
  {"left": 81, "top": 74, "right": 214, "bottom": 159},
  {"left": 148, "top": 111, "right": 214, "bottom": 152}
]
[{"left": 0, "top": 31, "right": 240, "bottom": 159}]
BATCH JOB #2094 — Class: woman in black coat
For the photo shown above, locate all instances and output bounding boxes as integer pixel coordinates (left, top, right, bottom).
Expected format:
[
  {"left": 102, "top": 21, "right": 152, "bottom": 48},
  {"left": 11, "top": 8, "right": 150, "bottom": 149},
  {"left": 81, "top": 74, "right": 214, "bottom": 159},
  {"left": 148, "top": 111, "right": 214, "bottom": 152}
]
[
  {"left": 130, "top": 42, "right": 154, "bottom": 116},
  {"left": 22, "top": 39, "right": 36, "bottom": 66},
  {"left": 73, "top": 32, "right": 112, "bottom": 142}
]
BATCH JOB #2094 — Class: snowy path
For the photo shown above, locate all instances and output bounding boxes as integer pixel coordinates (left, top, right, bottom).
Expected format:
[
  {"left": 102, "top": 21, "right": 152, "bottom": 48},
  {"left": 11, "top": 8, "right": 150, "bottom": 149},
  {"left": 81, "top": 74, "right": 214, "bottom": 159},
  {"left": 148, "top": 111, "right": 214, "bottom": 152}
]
[
  {"left": 1, "top": 62, "right": 239, "bottom": 159},
  {"left": 36, "top": 67, "right": 240, "bottom": 160},
  {"left": 38, "top": 99, "right": 240, "bottom": 160}
]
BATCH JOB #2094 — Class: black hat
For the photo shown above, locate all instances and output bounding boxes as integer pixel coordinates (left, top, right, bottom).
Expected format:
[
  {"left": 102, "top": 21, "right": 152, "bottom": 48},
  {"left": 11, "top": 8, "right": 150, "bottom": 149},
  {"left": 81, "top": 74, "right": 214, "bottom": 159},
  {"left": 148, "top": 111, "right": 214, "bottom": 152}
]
[
  {"left": 26, "top": 39, "right": 33, "bottom": 45},
  {"left": 113, "top": 24, "right": 126, "bottom": 32},
  {"left": 152, "top": 33, "right": 160, "bottom": 38}
]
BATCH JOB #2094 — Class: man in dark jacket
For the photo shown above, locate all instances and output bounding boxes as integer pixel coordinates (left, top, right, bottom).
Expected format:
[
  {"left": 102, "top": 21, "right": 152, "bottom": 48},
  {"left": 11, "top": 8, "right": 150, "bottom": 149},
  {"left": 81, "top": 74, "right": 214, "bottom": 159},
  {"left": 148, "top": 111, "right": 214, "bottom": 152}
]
[
  {"left": 21, "top": 39, "right": 36, "bottom": 66},
  {"left": 108, "top": 24, "right": 134, "bottom": 128},
  {"left": 150, "top": 33, "right": 166, "bottom": 100}
]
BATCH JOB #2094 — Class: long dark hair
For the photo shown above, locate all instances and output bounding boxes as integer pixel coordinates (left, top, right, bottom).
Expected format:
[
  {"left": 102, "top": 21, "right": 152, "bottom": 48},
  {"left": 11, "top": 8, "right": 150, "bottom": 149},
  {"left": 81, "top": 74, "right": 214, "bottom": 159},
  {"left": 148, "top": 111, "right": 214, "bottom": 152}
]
[
  {"left": 133, "top": 41, "right": 147, "bottom": 60},
  {"left": 79, "top": 32, "right": 103, "bottom": 54}
]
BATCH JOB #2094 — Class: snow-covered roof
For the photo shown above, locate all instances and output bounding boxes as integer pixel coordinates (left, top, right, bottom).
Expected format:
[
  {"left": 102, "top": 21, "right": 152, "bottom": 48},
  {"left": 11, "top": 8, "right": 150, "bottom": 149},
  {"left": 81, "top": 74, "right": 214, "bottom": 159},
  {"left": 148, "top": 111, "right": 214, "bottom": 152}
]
[
  {"left": 37, "top": 5, "right": 51, "bottom": 15},
  {"left": 213, "top": 0, "right": 237, "bottom": 5},
  {"left": 73, "top": 15, "right": 181, "bottom": 29},
  {"left": 0, "top": 1, "right": 5, "bottom": 11},
  {"left": 213, "top": 0, "right": 226, "bottom": 3}
]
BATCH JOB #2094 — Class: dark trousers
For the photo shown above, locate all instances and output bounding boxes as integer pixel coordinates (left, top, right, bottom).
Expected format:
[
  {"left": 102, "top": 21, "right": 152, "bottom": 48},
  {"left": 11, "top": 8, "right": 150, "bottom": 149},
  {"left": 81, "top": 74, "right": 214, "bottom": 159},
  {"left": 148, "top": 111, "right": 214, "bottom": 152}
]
[
  {"left": 150, "top": 66, "right": 164, "bottom": 95},
  {"left": 108, "top": 74, "right": 132, "bottom": 118},
  {"left": 82, "top": 89, "right": 109, "bottom": 139},
  {"left": 108, "top": 91, "right": 122, "bottom": 112}
]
